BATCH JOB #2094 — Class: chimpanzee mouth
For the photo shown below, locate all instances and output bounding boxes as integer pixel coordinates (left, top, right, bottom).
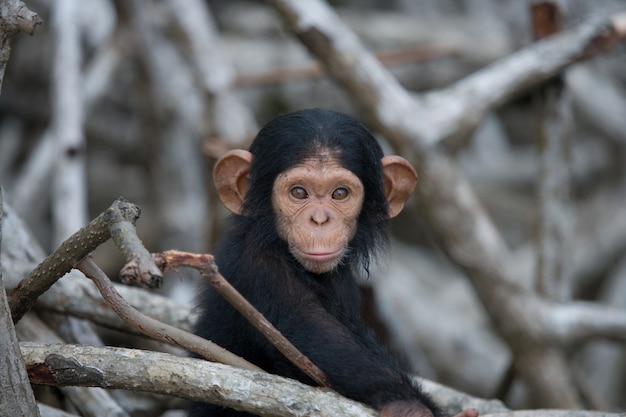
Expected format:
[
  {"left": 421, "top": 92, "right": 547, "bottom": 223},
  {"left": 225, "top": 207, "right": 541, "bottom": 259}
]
[{"left": 300, "top": 249, "right": 343, "bottom": 263}]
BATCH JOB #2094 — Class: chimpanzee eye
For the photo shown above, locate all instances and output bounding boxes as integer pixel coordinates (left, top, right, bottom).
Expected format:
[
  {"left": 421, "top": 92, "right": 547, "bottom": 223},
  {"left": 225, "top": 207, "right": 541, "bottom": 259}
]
[
  {"left": 290, "top": 186, "right": 308, "bottom": 199},
  {"left": 331, "top": 187, "right": 349, "bottom": 200}
]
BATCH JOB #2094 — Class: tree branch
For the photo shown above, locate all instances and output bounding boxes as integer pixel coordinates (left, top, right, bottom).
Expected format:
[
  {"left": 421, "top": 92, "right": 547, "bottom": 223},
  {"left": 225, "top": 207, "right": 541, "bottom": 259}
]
[
  {"left": 77, "top": 256, "right": 261, "bottom": 372},
  {"left": 8, "top": 197, "right": 140, "bottom": 323},
  {"left": 0, "top": 190, "right": 41, "bottom": 416},
  {"left": 549, "top": 302, "right": 626, "bottom": 344},
  {"left": 22, "top": 342, "right": 377, "bottom": 417},
  {"left": 0, "top": 0, "right": 42, "bottom": 92},
  {"left": 20, "top": 342, "right": 624, "bottom": 417}
]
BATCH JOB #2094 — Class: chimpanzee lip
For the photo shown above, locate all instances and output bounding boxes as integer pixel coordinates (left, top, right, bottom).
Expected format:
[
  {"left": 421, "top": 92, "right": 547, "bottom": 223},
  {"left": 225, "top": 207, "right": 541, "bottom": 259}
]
[{"left": 301, "top": 250, "right": 342, "bottom": 262}]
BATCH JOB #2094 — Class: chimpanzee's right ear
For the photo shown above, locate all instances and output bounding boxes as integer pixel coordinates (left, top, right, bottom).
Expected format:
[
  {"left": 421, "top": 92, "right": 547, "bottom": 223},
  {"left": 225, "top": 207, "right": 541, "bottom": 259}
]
[{"left": 213, "top": 150, "right": 252, "bottom": 215}]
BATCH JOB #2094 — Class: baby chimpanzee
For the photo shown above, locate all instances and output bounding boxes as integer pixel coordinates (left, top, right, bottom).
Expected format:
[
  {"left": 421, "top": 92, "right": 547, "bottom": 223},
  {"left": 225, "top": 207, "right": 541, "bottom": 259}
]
[{"left": 190, "top": 109, "right": 478, "bottom": 417}]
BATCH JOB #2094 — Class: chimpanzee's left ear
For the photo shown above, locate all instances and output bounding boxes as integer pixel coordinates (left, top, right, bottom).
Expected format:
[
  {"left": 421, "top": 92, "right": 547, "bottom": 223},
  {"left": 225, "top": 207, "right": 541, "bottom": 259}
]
[{"left": 381, "top": 156, "right": 418, "bottom": 218}]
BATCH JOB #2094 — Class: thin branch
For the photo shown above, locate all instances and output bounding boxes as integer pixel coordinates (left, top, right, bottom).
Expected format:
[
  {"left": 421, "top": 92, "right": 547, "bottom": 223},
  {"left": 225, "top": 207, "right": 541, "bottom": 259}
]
[
  {"left": 77, "top": 256, "right": 261, "bottom": 372},
  {"left": 37, "top": 271, "right": 195, "bottom": 334},
  {"left": 437, "top": 10, "right": 626, "bottom": 149}
]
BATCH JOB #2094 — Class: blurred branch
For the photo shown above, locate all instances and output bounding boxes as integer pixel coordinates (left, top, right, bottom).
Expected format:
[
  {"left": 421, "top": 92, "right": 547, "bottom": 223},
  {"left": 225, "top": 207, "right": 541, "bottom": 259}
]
[
  {"left": 527, "top": 3, "right": 579, "bottom": 405},
  {"left": 50, "top": 0, "right": 87, "bottom": 245},
  {"left": 13, "top": 13, "right": 124, "bottom": 217},
  {"left": 233, "top": 45, "right": 457, "bottom": 88},
  {"left": 549, "top": 302, "right": 626, "bottom": 344},
  {"left": 118, "top": 0, "right": 211, "bottom": 261},
  {"left": 164, "top": 0, "right": 259, "bottom": 246},
  {"left": 166, "top": 0, "right": 258, "bottom": 145}
]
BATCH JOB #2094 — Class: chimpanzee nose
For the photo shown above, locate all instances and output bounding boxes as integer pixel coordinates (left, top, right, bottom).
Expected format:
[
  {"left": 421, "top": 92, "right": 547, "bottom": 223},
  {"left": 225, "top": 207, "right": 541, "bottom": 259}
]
[{"left": 310, "top": 208, "right": 330, "bottom": 225}]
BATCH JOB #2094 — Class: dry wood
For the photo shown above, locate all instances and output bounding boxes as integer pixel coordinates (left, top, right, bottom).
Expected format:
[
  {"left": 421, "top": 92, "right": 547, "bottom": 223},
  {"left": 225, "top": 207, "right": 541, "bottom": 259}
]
[
  {"left": 77, "top": 256, "right": 260, "bottom": 372},
  {"left": 8, "top": 198, "right": 140, "bottom": 323},
  {"left": 21, "top": 342, "right": 378, "bottom": 417},
  {"left": 15, "top": 314, "right": 131, "bottom": 417},
  {"left": 19, "top": 343, "right": 625, "bottom": 417},
  {"left": 0, "top": 0, "right": 42, "bottom": 91}
]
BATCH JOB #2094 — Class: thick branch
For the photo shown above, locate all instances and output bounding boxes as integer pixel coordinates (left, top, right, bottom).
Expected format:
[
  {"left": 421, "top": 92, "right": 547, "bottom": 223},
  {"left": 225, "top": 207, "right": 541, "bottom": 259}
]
[
  {"left": 0, "top": 190, "right": 41, "bottom": 416},
  {"left": 21, "top": 342, "right": 377, "bottom": 417},
  {"left": 20, "top": 342, "right": 623, "bottom": 417}
]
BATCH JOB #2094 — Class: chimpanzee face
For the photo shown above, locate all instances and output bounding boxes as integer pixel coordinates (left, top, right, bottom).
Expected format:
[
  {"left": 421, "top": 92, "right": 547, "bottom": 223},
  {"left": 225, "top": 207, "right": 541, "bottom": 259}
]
[{"left": 271, "top": 153, "right": 364, "bottom": 273}]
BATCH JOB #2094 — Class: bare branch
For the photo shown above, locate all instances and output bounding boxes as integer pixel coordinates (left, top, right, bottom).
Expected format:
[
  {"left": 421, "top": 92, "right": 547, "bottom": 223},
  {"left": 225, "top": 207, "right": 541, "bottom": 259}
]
[
  {"left": 549, "top": 302, "right": 626, "bottom": 344},
  {"left": 20, "top": 343, "right": 624, "bottom": 417},
  {"left": 0, "top": 0, "right": 42, "bottom": 92},
  {"left": 77, "top": 256, "right": 260, "bottom": 372},
  {"left": 37, "top": 271, "right": 195, "bottom": 334},
  {"left": 21, "top": 342, "right": 378, "bottom": 417},
  {"left": 8, "top": 197, "right": 139, "bottom": 323},
  {"left": 109, "top": 204, "right": 162, "bottom": 289},
  {"left": 0, "top": 190, "right": 41, "bottom": 416}
]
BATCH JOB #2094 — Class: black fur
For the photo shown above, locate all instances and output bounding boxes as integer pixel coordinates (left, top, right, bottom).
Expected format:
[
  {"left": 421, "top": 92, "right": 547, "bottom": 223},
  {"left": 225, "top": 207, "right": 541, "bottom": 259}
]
[{"left": 189, "top": 109, "right": 440, "bottom": 416}]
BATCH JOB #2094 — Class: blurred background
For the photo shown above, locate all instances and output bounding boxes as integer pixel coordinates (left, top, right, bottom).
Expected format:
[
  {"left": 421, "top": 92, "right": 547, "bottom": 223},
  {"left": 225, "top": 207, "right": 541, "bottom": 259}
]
[{"left": 1, "top": 0, "right": 626, "bottom": 414}]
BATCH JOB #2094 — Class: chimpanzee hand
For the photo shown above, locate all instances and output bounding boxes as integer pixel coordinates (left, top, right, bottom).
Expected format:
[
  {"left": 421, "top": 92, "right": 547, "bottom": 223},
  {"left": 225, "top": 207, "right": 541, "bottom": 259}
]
[{"left": 380, "top": 401, "right": 479, "bottom": 417}]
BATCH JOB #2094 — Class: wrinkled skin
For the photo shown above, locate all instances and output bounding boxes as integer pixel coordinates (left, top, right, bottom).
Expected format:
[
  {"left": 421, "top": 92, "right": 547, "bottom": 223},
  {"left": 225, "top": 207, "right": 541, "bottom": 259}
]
[{"left": 272, "top": 155, "right": 364, "bottom": 273}]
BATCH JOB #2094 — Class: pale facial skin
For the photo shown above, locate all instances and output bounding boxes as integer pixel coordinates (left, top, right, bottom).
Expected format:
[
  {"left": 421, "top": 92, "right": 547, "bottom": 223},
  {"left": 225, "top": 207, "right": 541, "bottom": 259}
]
[{"left": 272, "top": 155, "right": 364, "bottom": 274}]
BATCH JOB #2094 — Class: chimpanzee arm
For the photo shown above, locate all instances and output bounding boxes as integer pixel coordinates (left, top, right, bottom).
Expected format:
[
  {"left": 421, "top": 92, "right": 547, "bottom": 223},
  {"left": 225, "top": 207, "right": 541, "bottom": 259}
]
[{"left": 246, "top": 268, "right": 435, "bottom": 412}]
